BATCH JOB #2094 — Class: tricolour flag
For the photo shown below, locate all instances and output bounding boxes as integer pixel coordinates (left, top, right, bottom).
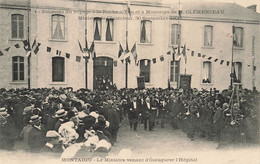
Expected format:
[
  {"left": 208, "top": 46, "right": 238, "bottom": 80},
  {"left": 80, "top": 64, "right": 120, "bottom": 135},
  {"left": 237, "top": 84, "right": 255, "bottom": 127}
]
[
  {"left": 47, "top": 46, "right": 51, "bottom": 52},
  {"left": 14, "top": 43, "right": 20, "bottom": 48},
  {"left": 78, "top": 40, "right": 83, "bottom": 52},
  {"left": 66, "top": 53, "right": 70, "bottom": 59},
  {"left": 208, "top": 57, "right": 212, "bottom": 60},
  {"left": 0, "top": 51, "right": 3, "bottom": 56},
  {"left": 89, "top": 42, "right": 96, "bottom": 59},
  {"left": 118, "top": 43, "right": 124, "bottom": 58},
  {"left": 160, "top": 55, "right": 164, "bottom": 61},
  {"left": 4, "top": 47, "right": 10, "bottom": 52},
  {"left": 131, "top": 43, "right": 137, "bottom": 65},
  {"left": 181, "top": 44, "right": 187, "bottom": 63}
]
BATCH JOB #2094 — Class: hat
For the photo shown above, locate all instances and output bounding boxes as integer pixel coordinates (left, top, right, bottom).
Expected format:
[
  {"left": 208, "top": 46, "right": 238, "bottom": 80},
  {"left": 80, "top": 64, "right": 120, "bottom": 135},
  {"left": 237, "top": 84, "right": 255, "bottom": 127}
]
[
  {"left": 0, "top": 111, "right": 10, "bottom": 118},
  {"left": 55, "top": 109, "right": 67, "bottom": 118},
  {"left": 0, "top": 107, "right": 7, "bottom": 112},
  {"left": 46, "top": 130, "right": 60, "bottom": 138},
  {"left": 59, "top": 94, "right": 67, "bottom": 102},
  {"left": 23, "top": 106, "right": 33, "bottom": 115},
  {"left": 89, "top": 111, "right": 99, "bottom": 119},
  {"left": 233, "top": 103, "right": 239, "bottom": 108},
  {"left": 29, "top": 115, "right": 41, "bottom": 123}
]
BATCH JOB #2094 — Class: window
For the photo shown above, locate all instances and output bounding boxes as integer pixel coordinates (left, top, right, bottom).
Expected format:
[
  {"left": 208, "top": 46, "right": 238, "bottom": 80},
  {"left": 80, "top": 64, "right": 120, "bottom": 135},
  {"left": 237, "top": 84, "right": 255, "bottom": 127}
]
[
  {"left": 170, "top": 61, "right": 180, "bottom": 82},
  {"left": 51, "top": 15, "right": 65, "bottom": 40},
  {"left": 11, "top": 14, "right": 24, "bottom": 39},
  {"left": 233, "top": 27, "right": 243, "bottom": 48},
  {"left": 204, "top": 25, "right": 213, "bottom": 46},
  {"left": 140, "top": 59, "right": 151, "bottom": 83},
  {"left": 106, "top": 19, "right": 114, "bottom": 41},
  {"left": 140, "top": 20, "right": 152, "bottom": 43},
  {"left": 234, "top": 62, "right": 242, "bottom": 83},
  {"left": 52, "top": 57, "right": 65, "bottom": 82},
  {"left": 171, "top": 24, "right": 181, "bottom": 45},
  {"left": 94, "top": 17, "right": 102, "bottom": 41},
  {"left": 12, "top": 56, "right": 24, "bottom": 81},
  {"left": 202, "top": 61, "right": 212, "bottom": 83}
]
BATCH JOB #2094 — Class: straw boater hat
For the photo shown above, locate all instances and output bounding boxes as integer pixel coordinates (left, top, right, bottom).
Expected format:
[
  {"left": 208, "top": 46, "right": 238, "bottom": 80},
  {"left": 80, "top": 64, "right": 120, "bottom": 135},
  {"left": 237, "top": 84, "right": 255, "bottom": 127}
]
[
  {"left": 23, "top": 106, "right": 33, "bottom": 115},
  {"left": 55, "top": 109, "right": 67, "bottom": 118},
  {"left": 0, "top": 111, "right": 10, "bottom": 118},
  {"left": 0, "top": 107, "right": 7, "bottom": 113},
  {"left": 29, "top": 115, "right": 41, "bottom": 123}
]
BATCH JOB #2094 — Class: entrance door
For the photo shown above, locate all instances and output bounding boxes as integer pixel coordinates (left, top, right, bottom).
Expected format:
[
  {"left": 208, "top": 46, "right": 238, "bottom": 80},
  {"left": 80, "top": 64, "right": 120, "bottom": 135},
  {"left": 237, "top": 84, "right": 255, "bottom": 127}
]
[{"left": 93, "top": 57, "right": 113, "bottom": 90}]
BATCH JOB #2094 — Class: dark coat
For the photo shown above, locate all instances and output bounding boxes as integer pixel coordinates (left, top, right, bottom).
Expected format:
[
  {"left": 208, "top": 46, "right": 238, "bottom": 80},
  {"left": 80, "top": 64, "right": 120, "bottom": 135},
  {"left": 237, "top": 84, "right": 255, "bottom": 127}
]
[{"left": 28, "top": 126, "right": 46, "bottom": 153}]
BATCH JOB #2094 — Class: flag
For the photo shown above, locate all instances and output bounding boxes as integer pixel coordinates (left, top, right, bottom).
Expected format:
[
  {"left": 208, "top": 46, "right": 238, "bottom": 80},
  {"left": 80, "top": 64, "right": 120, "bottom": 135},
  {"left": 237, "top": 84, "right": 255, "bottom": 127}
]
[
  {"left": 160, "top": 55, "right": 164, "bottom": 61},
  {"left": 227, "top": 61, "right": 230, "bottom": 66},
  {"left": 232, "top": 26, "right": 237, "bottom": 46},
  {"left": 167, "top": 51, "right": 171, "bottom": 55},
  {"left": 4, "top": 47, "right": 10, "bottom": 51},
  {"left": 56, "top": 50, "right": 61, "bottom": 56},
  {"left": 127, "top": 0, "right": 131, "bottom": 17},
  {"left": 254, "top": 66, "right": 256, "bottom": 71},
  {"left": 220, "top": 60, "right": 224, "bottom": 65},
  {"left": 78, "top": 40, "right": 83, "bottom": 52},
  {"left": 131, "top": 43, "right": 137, "bottom": 65},
  {"left": 0, "top": 51, "right": 3, "bottom": 56},
  {"left": 89, "top": 42, "right": 96, "bottom": 59},
  {"left": 83, "top": 38, "right": 88, "bottom": 52},
  {"left": 66, "top": 53, "right": 70, "bottom": 59},
  {"left": 26, "top": 51, "right": 31, "bottom": 57},
  {"left": 113, "top": 61, "right": 117, "bottom": 67},
  {"left": 202, "top": 55, "right": 206, "bottom": 58},
  {"left": 32, "top": 39, "right": 36, "bottom": 49},
  {"left": 208, "top": 57, "right": 212, "bottom": 60},
  {"left": 33, "top": 43, "right": 41, "bottom": 54},
  {"left": 121, "top": 59, "right": 124, "bottom": 63},
  {"left": 177, "top": 44, "right": 181, "bottom": 56},
  {"left": 181, "top": 44, "right": 187, "bottom": 63},
  {"left": 191, "top": 51, "right": 194, "bottom": 56},
  {"left": 187, "top": 48, "right": 190, "bottom": 51},
  {"left": 125, "top": 39, "right": 129, "bottom": 53},
  {"left": 198, "top": 53, "right": 201, "bottom": 57},
  {"left": 76, "top": 56, "right": 81, "bottom": 62},
  {"left": 14, "top": 43, "right": 20, "bottom": 48},
  {"left": 214, "top": 59, "right": 218, "bottom": 62},
  {"left": 152, "top": 58, "right": 156, "bottom": 64},
  {"left": 126, "top": 56, "right": 130, "bottom": 64},
  {"left": 172, "top": 46, "right": 176, "bottom": 61},
  {"left": 23, "top": 39, "right": 31, "bottom": 51},
  {"left": 47, "top": 46, "right": 51, "bottom": 52},
  {"left": 118, "top": 43, "right": 124, "bottom": 58}
]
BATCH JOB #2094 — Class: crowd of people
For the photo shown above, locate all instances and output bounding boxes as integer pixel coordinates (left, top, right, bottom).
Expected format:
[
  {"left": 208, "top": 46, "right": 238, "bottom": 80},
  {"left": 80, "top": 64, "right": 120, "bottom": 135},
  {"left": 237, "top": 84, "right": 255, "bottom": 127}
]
[{"left": 0, "top": 86, "right": 259, "bottom": 156}]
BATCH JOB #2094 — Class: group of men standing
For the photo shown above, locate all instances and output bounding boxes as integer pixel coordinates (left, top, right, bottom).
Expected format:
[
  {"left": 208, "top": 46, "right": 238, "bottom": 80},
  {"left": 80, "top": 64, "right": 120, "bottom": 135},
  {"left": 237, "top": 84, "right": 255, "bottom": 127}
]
[{"left": 0, "top": 86, "right": 259, "bottom": 155}]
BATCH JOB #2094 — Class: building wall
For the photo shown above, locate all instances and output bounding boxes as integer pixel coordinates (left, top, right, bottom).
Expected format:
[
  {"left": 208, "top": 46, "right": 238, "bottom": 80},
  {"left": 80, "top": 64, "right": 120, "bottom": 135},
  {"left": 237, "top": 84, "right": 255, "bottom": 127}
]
[{"left": 0, "top": 0, "right": 259, "bottom": 91}]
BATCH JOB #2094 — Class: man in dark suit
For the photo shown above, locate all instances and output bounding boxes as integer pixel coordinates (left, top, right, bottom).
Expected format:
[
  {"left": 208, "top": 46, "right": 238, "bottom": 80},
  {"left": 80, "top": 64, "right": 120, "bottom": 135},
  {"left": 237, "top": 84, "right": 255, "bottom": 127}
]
[
  {"left": 28, "top": 115, "right": 46, "bottom": 153},
  {"left": 128, "top": 96, "right": 140, "bottom": 131}
]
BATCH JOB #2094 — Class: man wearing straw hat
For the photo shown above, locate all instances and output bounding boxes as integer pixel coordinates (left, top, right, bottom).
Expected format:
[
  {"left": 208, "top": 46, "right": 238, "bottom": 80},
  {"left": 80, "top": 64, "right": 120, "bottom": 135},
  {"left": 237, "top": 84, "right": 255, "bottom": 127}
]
[
  {"left": 28, "top": 115, "right": 46, "bottom": 153},
  {"left": 0, "top": 107, "right": 16, "bottom": 151},
  {"left": 55, "top": 109, "right": 68, "bottom": 131}
]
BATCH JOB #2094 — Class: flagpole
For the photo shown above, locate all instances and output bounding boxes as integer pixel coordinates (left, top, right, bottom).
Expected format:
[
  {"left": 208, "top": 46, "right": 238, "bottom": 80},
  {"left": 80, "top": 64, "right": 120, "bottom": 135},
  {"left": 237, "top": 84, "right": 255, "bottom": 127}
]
[
  {"left": 27, "top": 0, "right": 31, "bottom": 89},
  {"left": 125, "top": 0, "right": 129, "bottom": 88},
  {"left": 85, "top": 0, "right": 88, "bottom": 89},
  {"left": 230, "top": 26, "right": 234, "bottom": 88}
]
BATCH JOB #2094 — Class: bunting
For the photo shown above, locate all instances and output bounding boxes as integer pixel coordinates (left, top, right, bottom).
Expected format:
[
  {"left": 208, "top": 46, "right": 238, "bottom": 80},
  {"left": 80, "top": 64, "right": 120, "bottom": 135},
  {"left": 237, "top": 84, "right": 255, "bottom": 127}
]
[
  {"left": 66, "top": 53, "right": 70, "bottom": 59},
  {"left": 47, "top": 46, "right": 51, "bottom": 52},
  {"left": 14, "top": 44, "right": 20, "bottom": 48},
  {"left": 152, "top": 58, "right": 156, "bottom": 64},
  {"left": 118, "top": 43, "right": 124, "bottom": 58},
  {"left": 131, "top": 43, "right": 137, "bottom": 65},
  {"left": 76, "top": 56, "right": 81, "bottom": 62}
]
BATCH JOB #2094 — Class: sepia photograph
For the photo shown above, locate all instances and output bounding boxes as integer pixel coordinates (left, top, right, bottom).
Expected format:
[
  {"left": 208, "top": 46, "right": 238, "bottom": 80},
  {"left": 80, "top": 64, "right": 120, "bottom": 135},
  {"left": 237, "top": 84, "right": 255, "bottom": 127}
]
[{"left": 0, "top": 0, "right": 259, "bottom": 163}]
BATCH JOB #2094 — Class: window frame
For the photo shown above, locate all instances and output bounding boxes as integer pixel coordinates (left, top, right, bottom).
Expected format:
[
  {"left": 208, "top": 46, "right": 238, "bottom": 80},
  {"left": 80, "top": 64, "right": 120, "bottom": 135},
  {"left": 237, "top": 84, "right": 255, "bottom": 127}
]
[
  {"left": 139, "top": 59, "right": 151, "bottom": 83},
  {"left": 94, "top": 17, "right": 102, "bottom": 41},
  {"left": 12, "top": 56, "right": 25, "bottom": 82},
  {"left": 51, "top": 14, "right": 65, "bottom": 40},
  {"left": 201, "top": 61, "right": 212, "bottom": 84},
  {"left": 233, "top": 62, "right": 242, "bottom": 83},
  {"left": 233, "top": 27, "right": 244, "bottom": 48},
  {"left": 105, "top": 18, "right": 114, "bottom": 41},
  {"left": 203, "top": 25, "right": 213, "bottom": 47},
  {"left": 170, "top": 60, "right": 180, "bottom": 82},
  {"left": 170, "top": 24, "right": 181, "bottom": 45},
  {"left": 11, "top": 14, "right": 24, "bottom": 39},
  {"left": 52, "top": 57, "right": 65, "bottom": 82},
  {"left": 140, "top": 20, "right": 152, "bottom": 43}
]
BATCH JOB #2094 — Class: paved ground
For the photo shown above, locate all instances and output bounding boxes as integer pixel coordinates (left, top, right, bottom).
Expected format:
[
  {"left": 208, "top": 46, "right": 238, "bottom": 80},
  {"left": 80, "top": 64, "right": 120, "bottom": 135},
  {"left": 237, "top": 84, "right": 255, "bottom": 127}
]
[{"left": 0, "top": 118, "right": 260, "bottom": 164}]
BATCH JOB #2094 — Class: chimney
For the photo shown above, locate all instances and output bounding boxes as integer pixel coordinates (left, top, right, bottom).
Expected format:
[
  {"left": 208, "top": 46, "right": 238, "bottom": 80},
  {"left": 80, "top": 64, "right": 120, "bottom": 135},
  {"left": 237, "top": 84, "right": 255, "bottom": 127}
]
[{"left": 247, "top": 5, "right": 257, "bottom": 12}]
